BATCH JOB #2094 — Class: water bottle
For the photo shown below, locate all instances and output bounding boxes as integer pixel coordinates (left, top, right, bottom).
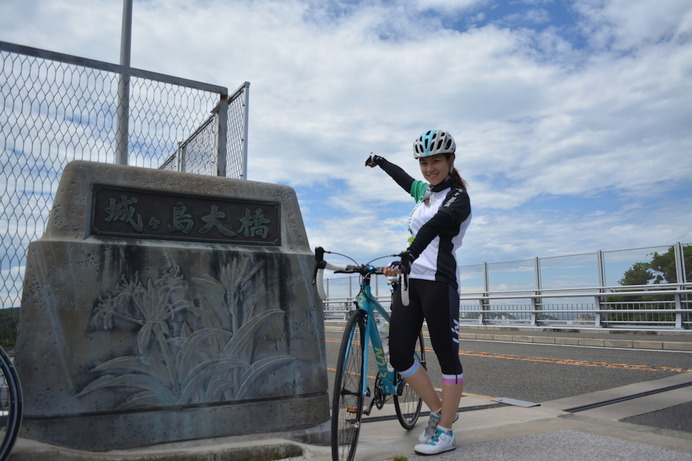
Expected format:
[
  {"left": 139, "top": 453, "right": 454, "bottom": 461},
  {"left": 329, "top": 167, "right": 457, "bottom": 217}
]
[{"left": 377, "top": 318, "right": 394, "bottom": 372}]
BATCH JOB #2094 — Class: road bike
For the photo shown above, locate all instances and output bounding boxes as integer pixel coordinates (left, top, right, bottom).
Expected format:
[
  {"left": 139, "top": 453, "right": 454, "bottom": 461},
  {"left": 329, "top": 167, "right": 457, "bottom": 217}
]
[
  {"left": 314, "top": 247, "right": 425, "bottom": 461},
  {"left": 0, "top": 346, "right": 22, "bottom": 461}
]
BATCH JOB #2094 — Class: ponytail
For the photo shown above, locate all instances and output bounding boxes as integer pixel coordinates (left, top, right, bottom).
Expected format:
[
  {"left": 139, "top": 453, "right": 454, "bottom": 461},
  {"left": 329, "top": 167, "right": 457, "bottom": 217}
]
[
  {"left": 444, "top": 153, "right": 468, "bottom": 189},
  {"left": 451, "top": 168, "right": 468, "bottom": 189}
]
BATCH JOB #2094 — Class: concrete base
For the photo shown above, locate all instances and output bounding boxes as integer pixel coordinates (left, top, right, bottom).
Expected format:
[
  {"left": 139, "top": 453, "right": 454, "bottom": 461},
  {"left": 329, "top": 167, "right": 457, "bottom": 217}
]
[{"left": 15, "top": 161, "right": 329, "bottom": 450}]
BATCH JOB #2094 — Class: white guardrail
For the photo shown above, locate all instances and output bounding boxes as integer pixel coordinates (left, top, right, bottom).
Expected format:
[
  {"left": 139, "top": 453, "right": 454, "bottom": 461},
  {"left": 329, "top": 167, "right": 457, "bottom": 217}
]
[{"left": 322, "top": 283, "right": 692, "bottom": 330}]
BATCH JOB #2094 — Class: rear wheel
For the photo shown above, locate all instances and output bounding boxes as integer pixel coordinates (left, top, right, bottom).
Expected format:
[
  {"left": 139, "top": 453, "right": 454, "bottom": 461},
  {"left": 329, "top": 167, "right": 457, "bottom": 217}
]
[
  {"left": 393, "top": 331, "right": 425, "bottom": 429},
  {"left": 331, "top": 310, "right": 366, "bottom": 461}
]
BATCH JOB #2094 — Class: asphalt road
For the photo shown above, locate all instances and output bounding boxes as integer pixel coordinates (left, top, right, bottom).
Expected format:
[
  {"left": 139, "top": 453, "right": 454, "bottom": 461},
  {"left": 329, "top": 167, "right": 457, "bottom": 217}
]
[
  {"left": 323, "top": 325, "right": 692, "bottom": 432},
  {"left": 458, "top": 340, "right": 690, "bottom": 402}
]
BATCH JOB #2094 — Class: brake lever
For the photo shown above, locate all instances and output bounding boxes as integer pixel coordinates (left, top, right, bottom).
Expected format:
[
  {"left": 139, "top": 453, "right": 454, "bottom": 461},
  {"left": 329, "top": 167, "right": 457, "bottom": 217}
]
[{"left": 313, "top": 246, "right": 326, "bottom": 285}]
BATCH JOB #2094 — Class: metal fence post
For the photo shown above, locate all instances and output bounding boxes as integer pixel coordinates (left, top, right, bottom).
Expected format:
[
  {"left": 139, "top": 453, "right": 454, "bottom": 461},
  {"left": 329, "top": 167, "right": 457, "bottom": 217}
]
[
  {"left": 176, "top": 142, "right": 184, "bottom": 172},
  {"left": 594, "top": 250, "right": 605, "bottom": 327},
  {"left": 241, "top": 81, "right": 250, "bottom": 179},
  {"left": 116, "top": 0, "right": 133, "bottom": 165},
  {"left": 674, "top": 242, "right": 685, "bottom": 284},
  {"left": 674, "top": 242, "right": 685, "bottom": 329},
  {"left": 674, "top": 292, "right": 684, "bottom": 329},
  {"left": 480, "top": 262, "right": 489, "bottom": 325},
  {"left": 531, "top": 256, "right": 541, "bottom": 326},
  {"left": 216, "top": 95, "right": 228, "bottom": 177}
]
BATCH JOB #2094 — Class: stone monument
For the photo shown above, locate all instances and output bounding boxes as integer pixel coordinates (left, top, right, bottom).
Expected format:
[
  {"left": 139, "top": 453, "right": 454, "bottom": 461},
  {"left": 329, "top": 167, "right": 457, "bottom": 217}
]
[{"left": 15, "top": 160, "right": 329, "bottom": 450}]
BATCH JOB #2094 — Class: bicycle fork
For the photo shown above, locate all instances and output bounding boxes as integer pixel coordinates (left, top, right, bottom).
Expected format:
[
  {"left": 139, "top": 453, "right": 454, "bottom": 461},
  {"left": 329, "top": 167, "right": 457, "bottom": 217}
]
[{"left": 363, "top": 320, "right": 399, "bottom": 416}]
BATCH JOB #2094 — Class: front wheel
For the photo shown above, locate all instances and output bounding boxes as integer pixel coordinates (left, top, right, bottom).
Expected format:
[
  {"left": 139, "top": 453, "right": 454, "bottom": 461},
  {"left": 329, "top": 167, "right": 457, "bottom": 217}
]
[
  {"left": 0, "top": 347, "right": 22, "bottom": 461},
  {"left": 331, "top": 310, "right": 366, "bottom": 461},
  {"left": 393, "top": 331, "right": 425, "bottom": 429}
]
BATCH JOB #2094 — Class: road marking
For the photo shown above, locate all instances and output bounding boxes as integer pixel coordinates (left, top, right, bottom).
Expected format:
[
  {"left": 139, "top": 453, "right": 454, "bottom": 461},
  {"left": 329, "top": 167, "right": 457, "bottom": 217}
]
[
  {"left": 324, "top": 337, "right": 690, "bottom": 373},
  {"left": 457, "top": 349, "right": 691, "bottom": 373}
]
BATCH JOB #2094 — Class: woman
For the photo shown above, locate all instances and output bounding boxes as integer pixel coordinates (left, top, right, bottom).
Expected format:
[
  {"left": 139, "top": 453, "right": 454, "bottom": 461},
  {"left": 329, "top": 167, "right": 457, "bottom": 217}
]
[{"left": 365, "top": 129, "right": 471, "bottom": 455}]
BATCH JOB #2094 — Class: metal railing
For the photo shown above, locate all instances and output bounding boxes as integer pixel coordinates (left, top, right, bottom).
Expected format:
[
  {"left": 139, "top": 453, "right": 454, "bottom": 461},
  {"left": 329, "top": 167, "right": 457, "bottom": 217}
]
[
  {"left": 160, "top": 81, "right": 250, "bottom": 178},
  {"left": 457, "top": 283, "right": 691, "bottom": 330},
  {"left": 321, "top": 243, "right": 691, "bottom": 330},
  {"left": 0, "top": 41, "right": 249, "bottom": 309},
  {"left": 322, "top": 284, "right": 691, "bottom": 330}
]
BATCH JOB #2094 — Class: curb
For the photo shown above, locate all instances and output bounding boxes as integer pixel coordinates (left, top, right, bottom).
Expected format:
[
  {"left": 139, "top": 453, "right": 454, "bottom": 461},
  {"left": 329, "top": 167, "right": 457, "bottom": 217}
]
[{"left": 10, "top": 437, "right": 308, "bottom": 461}]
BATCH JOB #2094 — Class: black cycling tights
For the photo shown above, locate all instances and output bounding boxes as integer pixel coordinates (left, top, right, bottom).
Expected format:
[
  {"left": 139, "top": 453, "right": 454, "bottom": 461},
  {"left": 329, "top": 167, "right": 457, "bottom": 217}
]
[{"left": 388, "top": 278, "right": 463, "bottom": 377}]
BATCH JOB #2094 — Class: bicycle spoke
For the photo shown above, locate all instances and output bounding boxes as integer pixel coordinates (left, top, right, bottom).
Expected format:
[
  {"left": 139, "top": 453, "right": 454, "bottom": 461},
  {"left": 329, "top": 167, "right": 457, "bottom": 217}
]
[
  {"left": 332, "top": 310, "right": 366, "bottom": 461},
  {"left": 393, "top": 332, "right": 425, "bottom": 429}
]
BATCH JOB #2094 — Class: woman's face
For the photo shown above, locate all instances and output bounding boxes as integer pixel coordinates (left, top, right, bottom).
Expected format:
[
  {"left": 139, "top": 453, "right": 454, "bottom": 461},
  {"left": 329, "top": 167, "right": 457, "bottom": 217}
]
[{"left": 418, "top": 154, "right": 454, "bottom": 186}]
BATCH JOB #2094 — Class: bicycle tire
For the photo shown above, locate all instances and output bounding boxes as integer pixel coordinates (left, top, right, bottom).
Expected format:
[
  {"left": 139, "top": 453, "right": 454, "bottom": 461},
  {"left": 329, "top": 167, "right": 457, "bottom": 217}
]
[
  {"left": 0, "top": 347, "right": 22, "bottom": 461},
  {"left": 331, "top": 310, "right": 366, "bottom": 461},
  {"left": 393, "top": 331, "right": 425, "bottom": 430}
]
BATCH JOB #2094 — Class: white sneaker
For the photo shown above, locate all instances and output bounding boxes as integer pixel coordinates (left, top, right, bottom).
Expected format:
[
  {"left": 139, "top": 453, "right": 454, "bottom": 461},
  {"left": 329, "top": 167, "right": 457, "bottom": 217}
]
[
  {"left": 418, "top": 411, "right": 459, "bottom": 443},
  {"left": 414, "top": 427, "right": 456, "bottom": 455},
  {"left": 418, "top": 410, "right": 441, "bottom": 443}
]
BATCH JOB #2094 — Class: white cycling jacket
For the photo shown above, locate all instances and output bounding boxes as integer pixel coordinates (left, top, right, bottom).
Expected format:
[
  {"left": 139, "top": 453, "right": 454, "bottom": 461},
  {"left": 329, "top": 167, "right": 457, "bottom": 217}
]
[{"left": 407, "top": 178, "right": 472, "bottom": 291}]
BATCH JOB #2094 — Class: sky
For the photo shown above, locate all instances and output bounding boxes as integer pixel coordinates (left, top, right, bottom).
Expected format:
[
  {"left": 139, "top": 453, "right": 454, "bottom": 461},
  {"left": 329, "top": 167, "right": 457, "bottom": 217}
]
[{"left": 1, "top": 0, "right": 691, "bottom": 269}]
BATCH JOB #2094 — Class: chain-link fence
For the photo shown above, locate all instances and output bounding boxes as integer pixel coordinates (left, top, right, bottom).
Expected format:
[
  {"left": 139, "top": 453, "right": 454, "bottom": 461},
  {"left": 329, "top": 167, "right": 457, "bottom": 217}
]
[
  {"left": 160, "top": 82, "right": 249, "bottom": 177},
  {"left": 1, "top": 41, "right": 249, "bottom": 309}
]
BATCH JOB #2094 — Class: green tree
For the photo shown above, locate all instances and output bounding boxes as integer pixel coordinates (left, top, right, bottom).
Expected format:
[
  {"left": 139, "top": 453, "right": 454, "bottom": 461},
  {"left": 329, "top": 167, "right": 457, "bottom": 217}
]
[
  {"left": 619, "top": 245, "right": 691, "bottom": 286},
  {"left": 0, "top": 308, "right": 20, "bottom": 351},
  {"left": 650, "top": 246, "right": 692, "bottom": 283},
  {"left": 610, "top": 245, "right": 690, "bottom": 327},
  {"left": 619, "top": 261, "right": 657, "bottom": 286}
]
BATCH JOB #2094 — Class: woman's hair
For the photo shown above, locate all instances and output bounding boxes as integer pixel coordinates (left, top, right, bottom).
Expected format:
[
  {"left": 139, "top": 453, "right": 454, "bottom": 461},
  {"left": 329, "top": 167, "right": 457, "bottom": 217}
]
[{"left": 445, "top": 153, "right": 468, "bottom": 189}]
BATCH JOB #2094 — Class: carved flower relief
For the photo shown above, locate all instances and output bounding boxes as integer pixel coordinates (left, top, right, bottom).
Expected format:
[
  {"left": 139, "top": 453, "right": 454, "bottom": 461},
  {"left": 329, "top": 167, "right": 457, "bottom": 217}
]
[{"left": 79, "top": 256, "right": 295, "bottom": 408}]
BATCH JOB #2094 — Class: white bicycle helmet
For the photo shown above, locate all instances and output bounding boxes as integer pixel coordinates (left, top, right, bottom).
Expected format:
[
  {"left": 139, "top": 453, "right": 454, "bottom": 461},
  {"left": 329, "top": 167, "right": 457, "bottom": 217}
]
[{"left": 413, "top": 129, "right": 456, "bottom": 158}]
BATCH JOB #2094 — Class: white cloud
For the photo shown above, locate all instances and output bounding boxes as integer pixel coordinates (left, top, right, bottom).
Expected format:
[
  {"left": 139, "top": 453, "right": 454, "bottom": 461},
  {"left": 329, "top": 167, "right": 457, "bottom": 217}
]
[
  {"left": 415, "top": 0, "right": 485, "bottom": 13},
  {"left": 0, "top": 0, "right": 121, "bottom": 61},
  {"left": 575, "top": 0, "right": 692, "bottom": 51},
  {"left": 1, "top": 0, "right": 690, "bottom": 268}
]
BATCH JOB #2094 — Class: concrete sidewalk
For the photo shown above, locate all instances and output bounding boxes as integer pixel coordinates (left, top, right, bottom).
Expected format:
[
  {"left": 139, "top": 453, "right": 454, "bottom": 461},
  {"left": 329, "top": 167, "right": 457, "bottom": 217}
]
[{"left": 9, "top": 372, "right": 692, "bottom": 460}]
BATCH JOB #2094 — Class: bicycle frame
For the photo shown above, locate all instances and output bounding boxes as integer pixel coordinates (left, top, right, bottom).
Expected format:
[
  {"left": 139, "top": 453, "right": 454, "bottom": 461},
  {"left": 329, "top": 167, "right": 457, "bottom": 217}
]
[{"left": 352, "top": 273, "right": 399, "bottom": 396}]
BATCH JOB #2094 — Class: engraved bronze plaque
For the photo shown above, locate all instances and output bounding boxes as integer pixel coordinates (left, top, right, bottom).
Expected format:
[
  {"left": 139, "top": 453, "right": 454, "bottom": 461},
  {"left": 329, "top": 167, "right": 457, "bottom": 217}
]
[{"left": 91, "top": 185, "right": 281, "bottom": 245}]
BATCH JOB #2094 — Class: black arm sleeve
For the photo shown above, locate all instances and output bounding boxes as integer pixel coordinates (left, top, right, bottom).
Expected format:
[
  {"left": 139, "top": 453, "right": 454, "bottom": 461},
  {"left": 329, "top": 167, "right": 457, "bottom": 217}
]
[{"left": 378, "top": 158, "right": 415, "bottom": 193}]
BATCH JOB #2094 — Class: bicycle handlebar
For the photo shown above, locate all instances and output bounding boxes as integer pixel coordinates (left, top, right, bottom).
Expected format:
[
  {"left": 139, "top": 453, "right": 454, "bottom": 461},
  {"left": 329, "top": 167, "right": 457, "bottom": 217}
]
[{"left": 313, "top": 247, "right": 410, "bottom": 306}]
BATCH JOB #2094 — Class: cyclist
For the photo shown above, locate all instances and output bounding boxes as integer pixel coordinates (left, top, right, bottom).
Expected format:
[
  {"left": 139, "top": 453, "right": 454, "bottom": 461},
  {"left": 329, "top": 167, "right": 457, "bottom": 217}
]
[{"left": 365, "top": 129, "right": 471, "bottom": 455}]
